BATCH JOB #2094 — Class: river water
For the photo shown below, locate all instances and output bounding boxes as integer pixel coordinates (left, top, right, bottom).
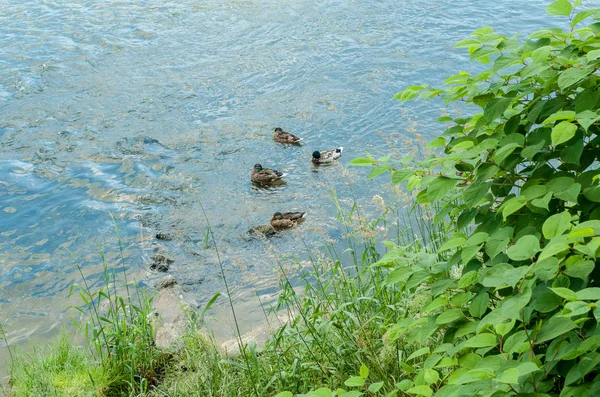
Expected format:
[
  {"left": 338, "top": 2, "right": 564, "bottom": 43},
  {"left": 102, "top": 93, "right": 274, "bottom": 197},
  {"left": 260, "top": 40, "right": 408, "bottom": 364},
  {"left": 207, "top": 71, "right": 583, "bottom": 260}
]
[{"left": 0, "top": 0, "right": 573, "bottom": 376}]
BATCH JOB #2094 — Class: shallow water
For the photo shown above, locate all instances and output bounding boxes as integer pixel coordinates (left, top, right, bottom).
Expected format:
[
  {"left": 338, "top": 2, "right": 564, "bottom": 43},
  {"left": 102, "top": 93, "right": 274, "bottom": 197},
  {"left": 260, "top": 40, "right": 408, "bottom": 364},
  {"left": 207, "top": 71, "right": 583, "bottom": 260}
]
[{"left": 0, "top": 0, "right": 575, "bottom": 376}]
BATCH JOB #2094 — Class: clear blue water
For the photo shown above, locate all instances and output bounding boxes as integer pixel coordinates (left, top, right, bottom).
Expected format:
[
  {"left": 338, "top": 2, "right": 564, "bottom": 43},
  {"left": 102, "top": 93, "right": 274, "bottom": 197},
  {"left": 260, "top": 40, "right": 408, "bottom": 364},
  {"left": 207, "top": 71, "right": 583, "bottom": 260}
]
[{"left": 0, "top": 0, "right": 578, "bottom": 374}]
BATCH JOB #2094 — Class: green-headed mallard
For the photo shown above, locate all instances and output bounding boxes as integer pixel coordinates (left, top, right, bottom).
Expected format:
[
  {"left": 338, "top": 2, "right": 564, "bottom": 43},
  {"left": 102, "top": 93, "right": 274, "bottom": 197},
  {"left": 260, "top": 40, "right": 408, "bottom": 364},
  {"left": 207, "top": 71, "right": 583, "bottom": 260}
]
[
  {"left": 273, "top": 127, "right": 302, "bottom": 144},
  {"left": 251, "top": 164, "right": 287, "bottom": 184},
  {"left": 270, "top": 211, "right": 306, "bottom": 229},
  {"left": 312, "top": 147, "right": 343, "bottom": 165}
]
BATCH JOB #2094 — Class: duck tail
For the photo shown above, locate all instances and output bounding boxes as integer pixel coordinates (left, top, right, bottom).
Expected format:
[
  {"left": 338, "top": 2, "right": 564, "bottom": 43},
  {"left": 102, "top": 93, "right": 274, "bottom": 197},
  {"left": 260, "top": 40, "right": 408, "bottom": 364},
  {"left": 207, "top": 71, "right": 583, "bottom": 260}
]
[
  {"left": 336, "top": 146, "right": 344, "bottom": 153},
  {"left": 279, "top": 173, "right": 289, "bottom": 179}
]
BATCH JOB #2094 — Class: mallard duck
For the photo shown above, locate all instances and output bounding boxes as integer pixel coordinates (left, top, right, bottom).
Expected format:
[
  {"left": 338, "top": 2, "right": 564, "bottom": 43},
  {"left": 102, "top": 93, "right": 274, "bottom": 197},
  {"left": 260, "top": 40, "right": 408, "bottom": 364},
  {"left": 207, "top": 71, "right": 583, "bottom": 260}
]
[
  {"left": 273, "top": 127, "right": 302, "bottom": 144},
  {"left": 270, "top": 211, "right": 306, "bottom": 229},
  {"left": 251, "top": 164, "right": 287, "bottom": 184},
  {"left": 312, "top": 147, "right": 343, "bottom": 165}
]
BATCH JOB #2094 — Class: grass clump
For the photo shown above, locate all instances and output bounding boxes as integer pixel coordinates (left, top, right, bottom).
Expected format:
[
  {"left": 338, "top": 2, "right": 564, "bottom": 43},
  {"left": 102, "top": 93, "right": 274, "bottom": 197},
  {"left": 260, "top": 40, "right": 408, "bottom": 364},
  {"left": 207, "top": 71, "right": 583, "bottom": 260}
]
[{"left": 8, "top": 333, "right": 110, "bottom": 396}]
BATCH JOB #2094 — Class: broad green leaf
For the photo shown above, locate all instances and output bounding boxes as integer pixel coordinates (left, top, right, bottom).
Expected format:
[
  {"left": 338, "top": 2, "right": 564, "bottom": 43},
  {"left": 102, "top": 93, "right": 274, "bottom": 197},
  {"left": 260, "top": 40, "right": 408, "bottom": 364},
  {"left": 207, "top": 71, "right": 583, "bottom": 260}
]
[
  {"left": 507, "top": 235, "right": 540, "bottom": 261},
  {"left": 546, "top": 0, "right": 572, "bottom": 16},
  {"left": 522, "top": 185, "right": 546, "bottom": 200},
  {"left": 576, "top": 288, "right": 600, "bottom": 300},
  {"left": 397, "top": 379, "right": 413, "bottom": 391},
  {"left": 423, "top": 368, "right": 440, "bottom": 385},
  {"left": 587, "top": 49, "right": 600, "bottom": 62},
  {"left": 584, "top": 185, "right": 600, "bottom": 202},
  {"left": 538, "top": 239, "right": 570, "bottom": 261},
  {"left": 368, "top": 382, "right": 384, "bottom": 393},
  {"left": 481, "top": 263, "right": 514, "bottom": 288},
  {"left": 564, "top": 257, "right": 595, "bottom": 280},
  {"left": 360, "top": 363, "right": 369, "bottom": 379},
  {"left": 532, "top": 257, "right": 559, "bottom": 281},
  {"left": 504, "top": 331, "right": 528, "bottom": 355},
  {"left": 391, "top": 169, "right": 413, "bottom": 184},
  {"left": 427, "top": 137, "right": 446, "bottom": 148},
  {"left": 436, "top": 309, "right": 465, "bottom": 325},
  {"left": 516, "top": 362, "right": 541, "bottom": 377},
  {"left": 458, "top": 271, "right": 479, "bottom": 289},
  {"left": 536, "top": 316, "right": 577, "bottom": 343},
  {"left": 385, "top": 267, "right": 413, "bottom": 285},
  {"left": 349, "top": 157, "right": 373, "bottom": 166},
  {"left": 542, "top": 211, "right": 572, "bottom": 239},
  {"left": 533, "top": 290, "right": 562, "bottom": 312},
  {"left": 484, "top": 98, "right": 511, "bottom": 121},
  {"left": 466, "top": 232, "right": 489, "bottom": 246},
  {"left": 465, "top": 333, "right": 496, "bottom": 348},
  {"left": 494, "top": 318, "right": 516, "bottom": 336},
  {"left": 550, "top": 287, "right": 578, "bottom": 301},
  {"left": 558, "top": 301, "right": 590, "bottom": 317},
  {"left": 306, "top": 389, "right": 332, "bottom": 397},
  {"left": 531, "top": 46, "right": 553, "bottom": 62},
  {"left": 542, "top": 110, "right": 576, "bottom": 124},
  {"left": 406, "top": 385, "right": 432, "bottom": 397},
  {"left": 469, "top": 291, "right": 489, "bottom": 318},
  {"left": 554, "top": 183, "right": 581, "bottom": 202},
  {"left": 424, "top": 295, "right": 448, "bottom": 312},
  {"left": 450, "top": 292, "right": 472, "bottom": 307},
  {"left": 345, "top": 376, "right": 365, "bottom": 387},
  {"left": 463, "top": 182, "right": 492, "bottom": 207},
  {"left": 558, "top": 67, "right": 591, "bottom": 91},
  {"left": 496, "top": 368, "right": 519, "bottom": 384},
  {"left": 564, "top": 352, "right": 600, "bottom": 386},
  {"left": 439, "top": 236, "right": 466, "bottom": 251},
  {"left": 500, "top": 287, "right": 532, "bottom": 320},
  {"left": 427, "top": 177, "right": 459, "bottom": 202},
  {"left": 551, "top": 121, "right": 577, "bottom": 146},
  {"left": 576, "top": 110, "right": 600, "bottom": 131},
  {"left": 531, "top": 192, "right": 553, "bottom": 210},
  {"left": 369, "top": 165, "right": 392, "bottom": 180},
  {"left": 502, "top": 196, "right": 528, "bottom": 220},
  {"left": 340, "top": 391, "right": 363, "bottom": 397},
  {"left": 407, "top": 347, "right": 430, "bottom": 361},
  {"left": 492, "top": 143, "right": 520, "bottom": 164},
  {"left": 572, "top": 9, "right": 600, "bottom": 26},
  {"left": 275, "top": 392, "right": 294, "bottom": 397}
]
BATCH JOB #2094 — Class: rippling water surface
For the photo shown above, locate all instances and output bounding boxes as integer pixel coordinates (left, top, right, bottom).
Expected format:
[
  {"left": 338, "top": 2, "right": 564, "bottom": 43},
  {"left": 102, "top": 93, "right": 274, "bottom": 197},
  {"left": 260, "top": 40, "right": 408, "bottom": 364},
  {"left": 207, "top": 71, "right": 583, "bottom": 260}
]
[{"left": 0, "top": 0, "right": 573, "bottom": 376}]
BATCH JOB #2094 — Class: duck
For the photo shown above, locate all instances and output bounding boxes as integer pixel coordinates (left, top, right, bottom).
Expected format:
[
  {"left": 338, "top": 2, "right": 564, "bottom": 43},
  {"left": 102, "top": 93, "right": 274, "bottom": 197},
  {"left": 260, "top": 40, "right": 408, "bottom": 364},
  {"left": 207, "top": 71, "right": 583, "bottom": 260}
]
[
  {"left": 312, "top": 147, "right": 343, "bottom": 165},
  {"left": 251, "top": 164, "right": 287, "bottom": 184},
  {"left": 270, "top": 211, "right": 307, "bottom": 229},
  {"left": 273, "top": 127, "right": 302, "bottom": 144}
]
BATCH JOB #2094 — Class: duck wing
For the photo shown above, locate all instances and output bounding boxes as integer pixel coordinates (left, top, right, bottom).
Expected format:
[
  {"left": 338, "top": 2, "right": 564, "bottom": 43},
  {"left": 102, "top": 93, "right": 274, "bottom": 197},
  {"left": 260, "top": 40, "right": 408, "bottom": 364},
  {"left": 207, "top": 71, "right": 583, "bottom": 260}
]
[
  {"left": 271, "top": 219, "right": 296, "bottom": 229},
  {"left": 274, "top": 131, "right": 302, "bottom": 144},
  {"left": 281, "top": 211, "right": 307, "bottom": 221}
]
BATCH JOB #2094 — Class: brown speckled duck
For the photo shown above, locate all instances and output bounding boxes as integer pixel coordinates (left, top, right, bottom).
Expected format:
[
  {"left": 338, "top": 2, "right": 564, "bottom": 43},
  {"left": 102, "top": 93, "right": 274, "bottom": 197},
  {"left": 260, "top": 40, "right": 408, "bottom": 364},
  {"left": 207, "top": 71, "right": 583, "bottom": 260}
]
[
  {"left": 312, "top": 147, "right": 343, "bottom": 165},
  {"left": 251, "top": 164, "right": 287, "bottom": 184},
  {"left": 273, "top": 127, "right": 302, "bottom": 144},
  {"left": 270, "top": 211, "right": 306, "bottom": 229}
]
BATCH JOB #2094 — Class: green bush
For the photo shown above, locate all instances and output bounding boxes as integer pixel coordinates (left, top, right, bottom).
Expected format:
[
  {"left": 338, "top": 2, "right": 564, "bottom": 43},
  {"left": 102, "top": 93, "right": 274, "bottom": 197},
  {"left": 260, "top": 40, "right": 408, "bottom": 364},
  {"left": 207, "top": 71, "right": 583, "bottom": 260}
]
[{"left": 354, "top": 2, "right": 600, "bottom": 396}]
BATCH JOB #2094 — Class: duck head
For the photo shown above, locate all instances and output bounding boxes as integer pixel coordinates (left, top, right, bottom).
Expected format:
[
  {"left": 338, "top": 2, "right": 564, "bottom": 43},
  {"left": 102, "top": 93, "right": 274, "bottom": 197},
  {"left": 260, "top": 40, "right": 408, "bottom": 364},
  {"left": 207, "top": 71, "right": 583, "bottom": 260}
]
[
  {"left": 312, "top": 151, "right": 321, "bottom": 159},
  {"left": 273, "top": 127, "right": 284, "bottom": 134},
  {"left": 253, "top": 164, "right": 263, "bottom": 172},
  {"left": 271, "top": 212, "right": 283, "bottom": 220}
]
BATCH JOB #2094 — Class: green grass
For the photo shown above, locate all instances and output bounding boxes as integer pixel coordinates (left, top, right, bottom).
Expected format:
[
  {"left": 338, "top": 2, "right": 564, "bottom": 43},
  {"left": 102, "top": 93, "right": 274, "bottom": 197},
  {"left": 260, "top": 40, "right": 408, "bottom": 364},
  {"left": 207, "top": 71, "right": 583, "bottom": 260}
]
[
  {"left": 4, "top": 197, "right": 442, "bottom": 396},
  {"left": 8, "top": 333, "right": 111, "bottom": 396}
]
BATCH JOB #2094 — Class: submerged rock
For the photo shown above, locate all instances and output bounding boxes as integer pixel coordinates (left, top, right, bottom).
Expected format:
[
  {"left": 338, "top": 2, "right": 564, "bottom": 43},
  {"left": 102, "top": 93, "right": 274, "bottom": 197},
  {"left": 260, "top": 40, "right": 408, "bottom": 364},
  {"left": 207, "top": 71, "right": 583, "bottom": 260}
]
[
  {"left": 156, "top": 231, "right": 174, "bottom": 241},
  {"left": 247, "top": 224, "right": 278, "bottom": 238},
  {"left": 151, "top": 276, "right": 191, "bottom": 348},
  {"left": 151, "top": 253, "right": 174, "bottom": 272}
]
